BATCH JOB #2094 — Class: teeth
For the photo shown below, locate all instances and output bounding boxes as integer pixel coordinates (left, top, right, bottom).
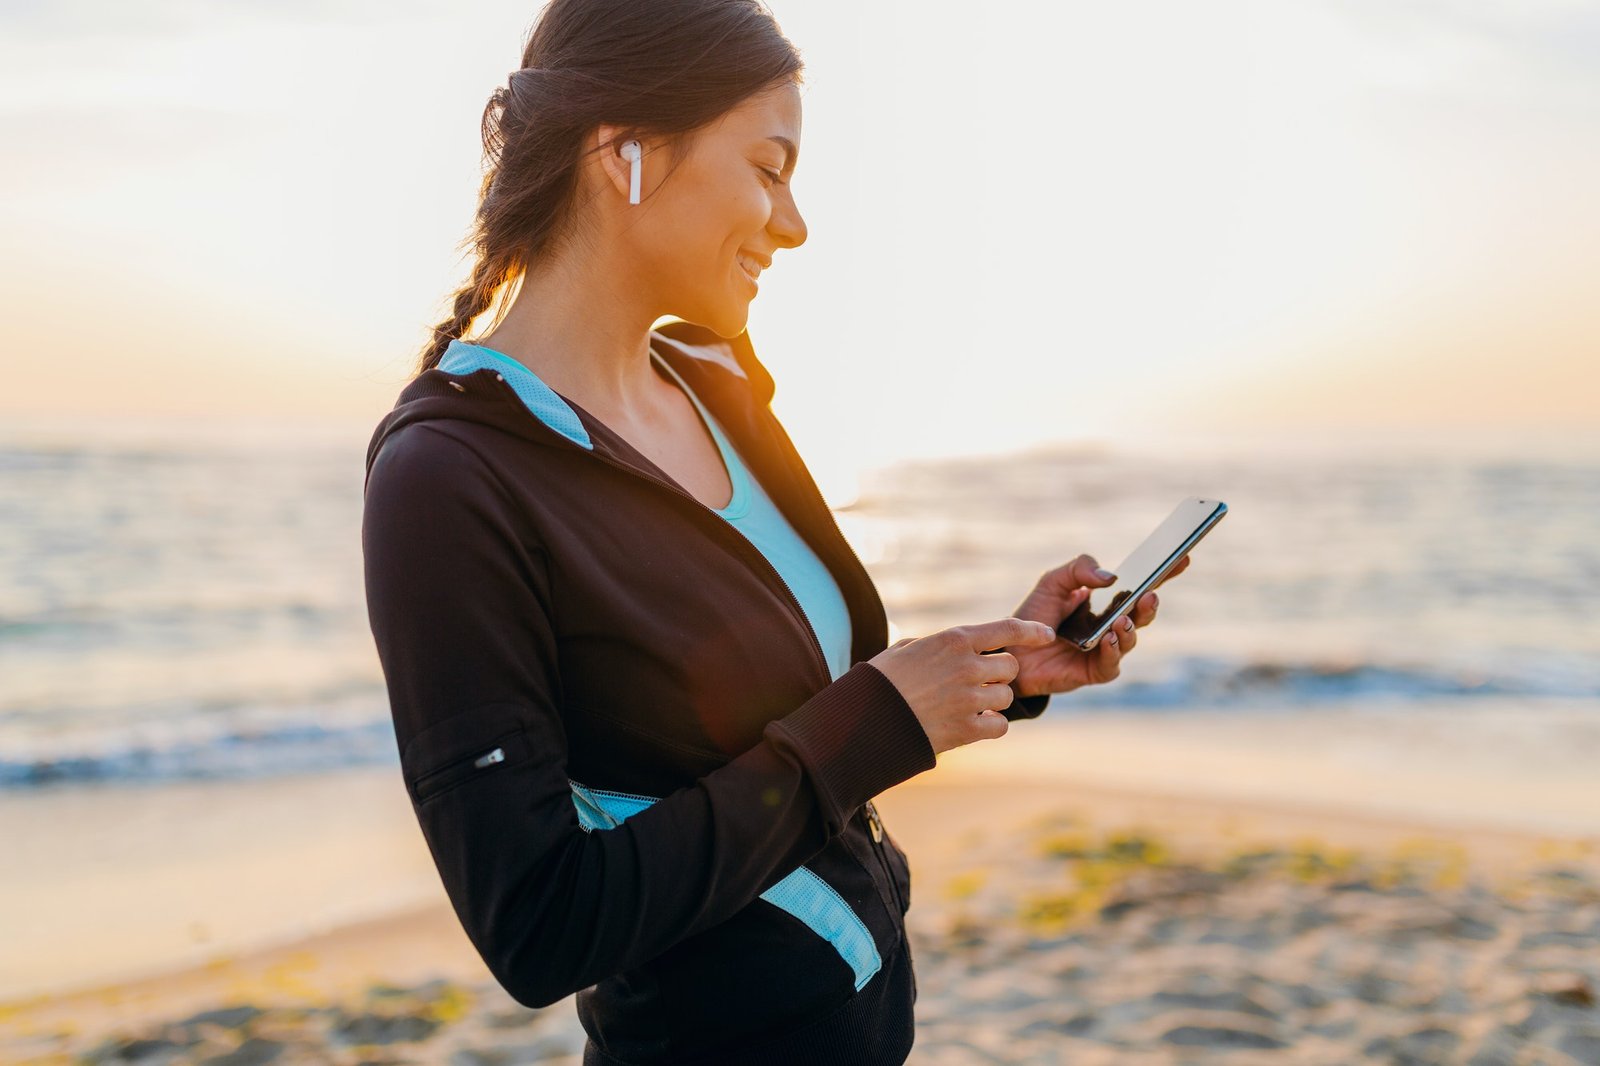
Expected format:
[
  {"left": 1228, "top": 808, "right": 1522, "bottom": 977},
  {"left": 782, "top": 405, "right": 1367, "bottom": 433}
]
[{"left": 738, "top": 256, "right": 762, "bottom": 280}]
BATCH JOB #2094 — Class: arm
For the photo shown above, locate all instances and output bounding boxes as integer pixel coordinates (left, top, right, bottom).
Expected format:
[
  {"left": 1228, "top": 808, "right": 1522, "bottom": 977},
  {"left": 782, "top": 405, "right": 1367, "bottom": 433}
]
[{"left": 362, "top": 425, "right": 937, "bottom": 1008}]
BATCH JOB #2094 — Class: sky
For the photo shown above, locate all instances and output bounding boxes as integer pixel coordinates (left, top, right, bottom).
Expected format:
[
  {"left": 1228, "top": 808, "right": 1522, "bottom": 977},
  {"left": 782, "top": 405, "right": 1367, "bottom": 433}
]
[{"left": 2, "top": 0, "right": 1597, "bottom": 502}]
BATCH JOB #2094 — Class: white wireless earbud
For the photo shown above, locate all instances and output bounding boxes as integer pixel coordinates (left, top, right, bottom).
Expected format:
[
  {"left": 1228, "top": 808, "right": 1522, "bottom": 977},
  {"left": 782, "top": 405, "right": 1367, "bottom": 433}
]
[{"left": 620, "top": 140, "right": 642, "bottom": 205}]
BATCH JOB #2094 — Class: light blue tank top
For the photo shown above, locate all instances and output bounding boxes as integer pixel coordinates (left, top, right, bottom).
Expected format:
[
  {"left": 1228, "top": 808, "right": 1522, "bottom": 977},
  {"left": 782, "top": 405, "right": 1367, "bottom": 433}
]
[
  {"left": 650, "top": 354, "right": 854, "bottom": 682},
  {"left": 437, "top": 339, "right": 854, "bottom": 681}
]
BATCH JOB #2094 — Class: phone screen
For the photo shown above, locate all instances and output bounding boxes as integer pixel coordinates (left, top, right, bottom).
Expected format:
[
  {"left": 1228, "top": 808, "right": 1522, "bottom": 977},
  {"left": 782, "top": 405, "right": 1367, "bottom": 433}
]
[{"left": 1057, "top": 496, "right": 1227, "bottom": 650}]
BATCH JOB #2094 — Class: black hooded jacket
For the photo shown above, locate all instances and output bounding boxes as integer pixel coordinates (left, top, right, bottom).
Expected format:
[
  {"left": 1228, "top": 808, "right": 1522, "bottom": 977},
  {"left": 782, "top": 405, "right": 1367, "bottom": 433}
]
[{"left": 360, "top": 320, "right": 1050, "bottom": 1064}]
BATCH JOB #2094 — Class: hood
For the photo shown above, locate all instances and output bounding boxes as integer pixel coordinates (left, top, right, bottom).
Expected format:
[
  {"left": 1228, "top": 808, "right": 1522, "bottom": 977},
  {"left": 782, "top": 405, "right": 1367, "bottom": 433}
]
[{"left": 363, "top": 319, "right": 774, "bottom": 490}]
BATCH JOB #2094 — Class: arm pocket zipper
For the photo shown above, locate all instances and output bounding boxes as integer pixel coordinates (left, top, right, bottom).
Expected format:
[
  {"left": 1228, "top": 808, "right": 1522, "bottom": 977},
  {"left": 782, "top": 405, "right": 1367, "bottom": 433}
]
[{"left": 411, "top": 729, "right": 521, "bottom": 803}]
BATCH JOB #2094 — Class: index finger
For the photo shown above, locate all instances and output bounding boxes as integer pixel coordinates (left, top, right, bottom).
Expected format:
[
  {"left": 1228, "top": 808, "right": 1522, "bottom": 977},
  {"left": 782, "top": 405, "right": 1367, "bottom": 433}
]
[{"left": 969, "top": 617, "right": 1057, "bottom": 652}]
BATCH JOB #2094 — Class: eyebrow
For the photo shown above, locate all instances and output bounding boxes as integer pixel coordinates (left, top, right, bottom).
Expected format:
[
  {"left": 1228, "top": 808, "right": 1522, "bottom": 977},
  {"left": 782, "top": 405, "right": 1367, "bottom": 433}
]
[{"left": 766, "top": 136, "right": 798, "bottom": 172}]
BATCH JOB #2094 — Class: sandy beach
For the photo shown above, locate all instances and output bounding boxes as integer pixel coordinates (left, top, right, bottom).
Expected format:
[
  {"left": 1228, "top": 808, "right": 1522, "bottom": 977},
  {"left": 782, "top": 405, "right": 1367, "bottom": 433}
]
[{"left": 4, "top": 707, "right": 1599, "bottom": 1065}]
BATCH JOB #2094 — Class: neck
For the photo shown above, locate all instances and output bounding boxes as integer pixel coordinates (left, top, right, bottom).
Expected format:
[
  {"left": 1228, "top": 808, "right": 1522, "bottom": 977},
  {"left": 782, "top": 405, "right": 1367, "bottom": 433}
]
[{"left": 472, "top": 253, "right": 668, "bottom": 425}]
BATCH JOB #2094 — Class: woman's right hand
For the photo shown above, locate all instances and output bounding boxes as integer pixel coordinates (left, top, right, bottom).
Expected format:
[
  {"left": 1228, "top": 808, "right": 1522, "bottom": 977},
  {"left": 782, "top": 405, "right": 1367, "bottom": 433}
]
[{"left": 867, "top": 617, "right": 1058, "bottom": 755}]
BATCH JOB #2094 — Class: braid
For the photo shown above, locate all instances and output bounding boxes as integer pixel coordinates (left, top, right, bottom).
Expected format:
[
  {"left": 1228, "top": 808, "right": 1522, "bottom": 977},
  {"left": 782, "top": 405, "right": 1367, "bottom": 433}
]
[
  {"left": 417, "top": 249, "right": 516, "bottom": 374},
  {"left": 411, "top": 75, "right": 560, "bottom": 378}
]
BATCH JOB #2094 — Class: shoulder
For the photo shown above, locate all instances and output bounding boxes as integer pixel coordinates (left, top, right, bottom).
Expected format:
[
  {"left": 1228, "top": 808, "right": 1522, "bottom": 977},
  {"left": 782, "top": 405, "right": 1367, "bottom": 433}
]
[
  {"left": 370, "top": 420, "right": 484, "bottom": 480},
  {"left": 365, "top": 422, "right": 516, "bottom": 518}
]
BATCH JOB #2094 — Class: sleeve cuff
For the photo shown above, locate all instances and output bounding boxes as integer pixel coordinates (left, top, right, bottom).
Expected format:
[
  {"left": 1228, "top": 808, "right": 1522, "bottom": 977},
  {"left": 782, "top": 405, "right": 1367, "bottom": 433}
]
[
  {"left": 764, "top": 661, "right": 938, "bottom": 832},
  {"left": 1003, "top": 682, "right": 1051, "bottom": 721}
]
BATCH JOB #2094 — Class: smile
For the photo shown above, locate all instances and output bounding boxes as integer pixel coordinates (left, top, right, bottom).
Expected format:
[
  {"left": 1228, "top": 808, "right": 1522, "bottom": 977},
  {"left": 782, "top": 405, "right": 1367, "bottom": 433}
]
[{"left": 736, "top": 255, "right": 764, "bottom": 287}]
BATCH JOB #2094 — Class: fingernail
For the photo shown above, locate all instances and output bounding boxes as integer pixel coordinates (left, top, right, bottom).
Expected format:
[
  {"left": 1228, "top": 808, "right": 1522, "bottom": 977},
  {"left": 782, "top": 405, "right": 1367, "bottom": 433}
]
[{"left": 1094, "top": 567, "right": 1116, "bottom": 580}]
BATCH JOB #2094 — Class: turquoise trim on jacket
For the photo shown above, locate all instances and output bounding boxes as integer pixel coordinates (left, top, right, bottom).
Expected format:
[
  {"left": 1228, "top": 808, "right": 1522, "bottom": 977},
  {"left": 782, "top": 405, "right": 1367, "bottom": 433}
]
[
  {"left": 569, "top": 779, "right": 883, "bottom": 991},
  {"left": 438, "top": 340, "right": 593, "bottom": 449}
]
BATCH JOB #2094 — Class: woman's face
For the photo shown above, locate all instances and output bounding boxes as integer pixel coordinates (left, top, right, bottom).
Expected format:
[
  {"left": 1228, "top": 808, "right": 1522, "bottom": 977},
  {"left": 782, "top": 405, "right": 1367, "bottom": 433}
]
[{"left": 609, "top": 81, "right": 807, "bottom": 337}]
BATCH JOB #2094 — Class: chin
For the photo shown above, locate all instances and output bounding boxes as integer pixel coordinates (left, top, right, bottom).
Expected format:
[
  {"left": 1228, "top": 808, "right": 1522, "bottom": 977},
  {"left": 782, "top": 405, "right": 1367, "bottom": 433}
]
[{"left": 687, "top": 298, "right": 752, "bottom": 340}]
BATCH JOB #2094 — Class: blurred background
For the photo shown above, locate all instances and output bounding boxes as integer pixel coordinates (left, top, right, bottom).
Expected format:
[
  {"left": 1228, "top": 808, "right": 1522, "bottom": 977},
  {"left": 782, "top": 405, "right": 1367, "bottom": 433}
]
[{"left": 3, "top": 1, "right": 1597, "bottom": 1062}]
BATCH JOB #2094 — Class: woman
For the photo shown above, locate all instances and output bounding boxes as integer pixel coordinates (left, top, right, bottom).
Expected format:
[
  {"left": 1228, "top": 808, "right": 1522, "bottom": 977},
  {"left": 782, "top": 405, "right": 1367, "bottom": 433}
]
[{"left": 361, "top": 1, "right": 1183, "bottom": 1062}]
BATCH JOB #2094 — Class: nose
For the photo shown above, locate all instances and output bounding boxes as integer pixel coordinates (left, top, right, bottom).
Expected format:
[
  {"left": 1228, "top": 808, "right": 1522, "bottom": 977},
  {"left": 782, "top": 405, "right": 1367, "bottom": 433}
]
[{"left": 770, "top": 189, "right": 807, "bottom": 250}]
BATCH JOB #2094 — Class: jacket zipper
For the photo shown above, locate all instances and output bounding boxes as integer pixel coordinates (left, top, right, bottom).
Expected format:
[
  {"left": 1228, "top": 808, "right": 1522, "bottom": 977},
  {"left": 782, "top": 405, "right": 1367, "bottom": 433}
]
[
  {"left": 487, "top": 370, "right": 907, "bottom": 916},
  {"left": 863, "top": 798, "right": 905, "bottom": 914},
  {"left": 582, "top": 428, "right": 913, "bottom": 912},
  {"left": 751, "top": 407, "right": 909, "bottom": 916}
]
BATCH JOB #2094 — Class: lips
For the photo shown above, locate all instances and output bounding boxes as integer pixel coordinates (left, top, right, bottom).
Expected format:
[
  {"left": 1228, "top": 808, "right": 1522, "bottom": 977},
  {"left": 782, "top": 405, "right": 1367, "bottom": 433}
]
[{"left": 736, "top": 254, "right": 765, "bottom": 284}]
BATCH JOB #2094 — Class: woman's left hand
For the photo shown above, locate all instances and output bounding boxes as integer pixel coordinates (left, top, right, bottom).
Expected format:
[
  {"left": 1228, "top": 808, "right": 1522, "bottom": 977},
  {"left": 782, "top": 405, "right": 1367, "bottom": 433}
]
[{"left": 1003, "top": 553, "right": 1193, "bottom": 700}]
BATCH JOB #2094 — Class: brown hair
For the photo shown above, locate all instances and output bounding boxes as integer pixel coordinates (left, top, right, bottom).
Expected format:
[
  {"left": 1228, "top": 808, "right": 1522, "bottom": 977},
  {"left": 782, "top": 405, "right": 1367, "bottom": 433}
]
[{"left": 414, "top": 0, "right": 805, "bottom": 375}]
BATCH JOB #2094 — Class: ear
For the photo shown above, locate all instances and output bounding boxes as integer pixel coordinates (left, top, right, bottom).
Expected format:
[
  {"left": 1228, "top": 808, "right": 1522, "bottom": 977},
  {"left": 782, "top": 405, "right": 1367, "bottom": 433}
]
[{"left": 595, "top": 124, "right": 640, "bottom": 202}]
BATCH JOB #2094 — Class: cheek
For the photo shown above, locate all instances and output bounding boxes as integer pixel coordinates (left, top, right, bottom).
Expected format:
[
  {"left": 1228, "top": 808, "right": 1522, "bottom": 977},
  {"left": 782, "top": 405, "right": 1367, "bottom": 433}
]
[
  {"left": 693, "top": 190, "right": 769, "bottom": 267},
  {"left": 707, "top": 170, "right": 773, "bottom": 238},
  {"left": 648, "top": 174, "right": 770, "bottom": 287},
  {"left": 737, "top": 184, "right": 774, "bottom": 232}
]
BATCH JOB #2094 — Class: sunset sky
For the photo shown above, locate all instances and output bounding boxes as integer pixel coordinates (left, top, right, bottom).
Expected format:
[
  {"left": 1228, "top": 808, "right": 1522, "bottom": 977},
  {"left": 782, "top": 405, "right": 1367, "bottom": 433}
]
[{"left": 3, "top": 0, "right": 1596, "bottom": 500}]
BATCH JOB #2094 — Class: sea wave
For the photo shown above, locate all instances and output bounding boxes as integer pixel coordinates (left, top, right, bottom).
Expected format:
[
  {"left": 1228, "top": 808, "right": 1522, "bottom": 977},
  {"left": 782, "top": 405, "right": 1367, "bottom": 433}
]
[
  {"left": 0, "top": 714, "right": 398, "bottom": 791},
  {"left": 3, "top": 653, "right": 1594, "bottom": 791},
  {"left": 1054, "top": 653, "right": 1600, "bottom": 709}
]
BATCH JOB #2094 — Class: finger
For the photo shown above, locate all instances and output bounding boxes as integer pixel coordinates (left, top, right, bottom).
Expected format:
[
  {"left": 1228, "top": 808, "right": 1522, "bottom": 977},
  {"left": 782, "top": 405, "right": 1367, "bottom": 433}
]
[
  {"left": 1081, "top": 550, "right": 1120, "bottom": 585},
  {"left": 970, "top": 617, "right": 1056, "bottom": 652},
  {"left": 1096, "top": 624, "right": 1124, "bottom": 679},
  {"left": 1132, "top": 591, "right": 1159, "bottom": 627},
  {"left": 1112, "top": 613, "right": 1137, "bottom": 651},
  {"left": 1067, "top": 554, "right": 1119, "bottom": 589},
  {"left": 973, "top": 706, "right": 1010, "bottom": 740},
  {"left": 1038, "top": 555, "right": 1119, "bottom": 602},
  {"left": 1052, "top": 584, "right": 1092, "bottom": 615},
  {"left": 976, "top": 651, "right": 1019, "bottom": 686}
]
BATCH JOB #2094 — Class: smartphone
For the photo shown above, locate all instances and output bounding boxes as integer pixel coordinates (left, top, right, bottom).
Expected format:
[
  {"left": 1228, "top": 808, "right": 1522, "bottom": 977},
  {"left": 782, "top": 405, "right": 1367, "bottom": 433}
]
[{"left": 1057, "top": 496, "right": 1227, "bottom": 652}]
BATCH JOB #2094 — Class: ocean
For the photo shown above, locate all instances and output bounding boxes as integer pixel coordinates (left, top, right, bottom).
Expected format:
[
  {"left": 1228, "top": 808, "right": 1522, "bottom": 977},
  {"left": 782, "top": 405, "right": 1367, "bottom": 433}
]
[{"left": 3, "top": 421, "right": 1597, "bottom": 793}]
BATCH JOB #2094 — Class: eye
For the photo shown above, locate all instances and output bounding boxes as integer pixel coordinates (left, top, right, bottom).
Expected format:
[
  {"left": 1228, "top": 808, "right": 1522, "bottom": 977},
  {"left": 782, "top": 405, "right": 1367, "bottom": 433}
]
[{"left": 756, "top": 165, "right": 784, "bottom": 186}]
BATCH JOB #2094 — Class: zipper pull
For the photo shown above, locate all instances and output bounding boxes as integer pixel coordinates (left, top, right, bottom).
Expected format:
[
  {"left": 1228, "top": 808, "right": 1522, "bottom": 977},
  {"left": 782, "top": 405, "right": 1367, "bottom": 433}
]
[{"left": 864, "top": 800, "right": 883, "bottom": 843}]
